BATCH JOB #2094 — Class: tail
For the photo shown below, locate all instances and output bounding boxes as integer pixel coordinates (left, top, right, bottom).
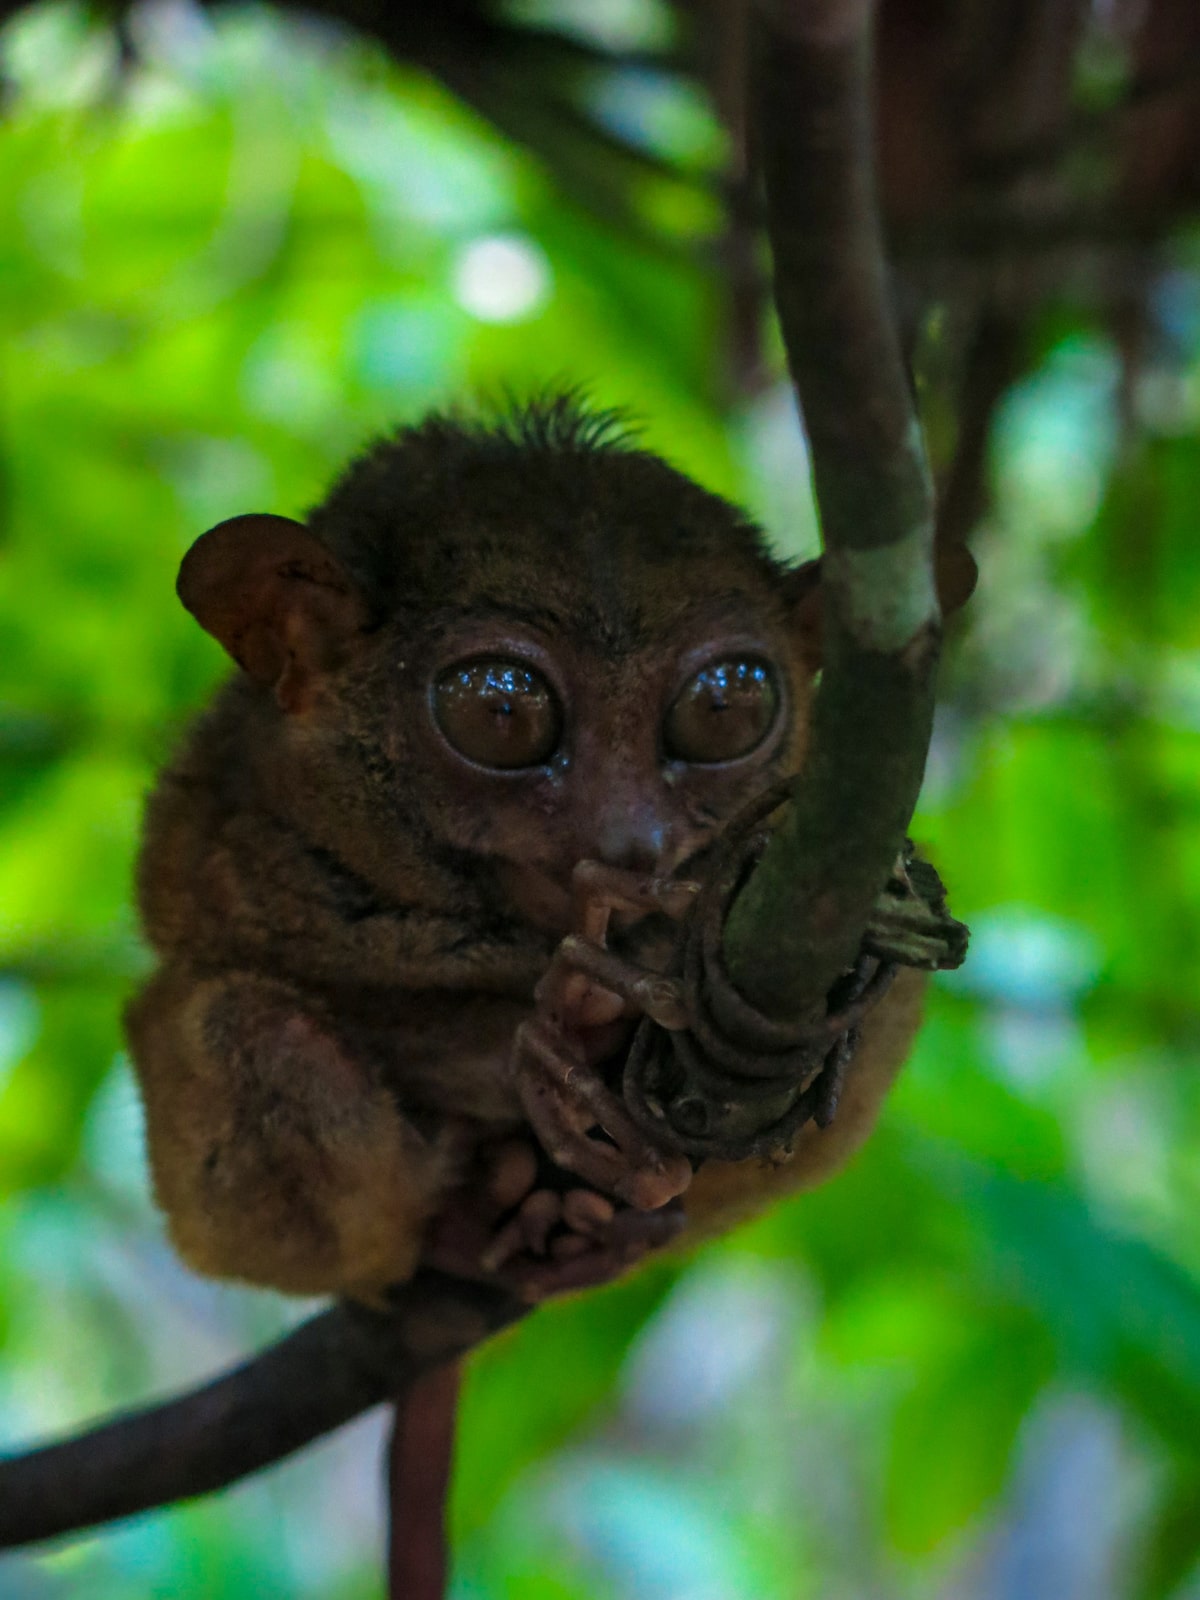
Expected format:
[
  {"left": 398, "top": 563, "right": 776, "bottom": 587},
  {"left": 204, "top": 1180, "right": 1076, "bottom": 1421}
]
[{"left": 386, "top": 1360, "right": 463, "bottom": 1600}]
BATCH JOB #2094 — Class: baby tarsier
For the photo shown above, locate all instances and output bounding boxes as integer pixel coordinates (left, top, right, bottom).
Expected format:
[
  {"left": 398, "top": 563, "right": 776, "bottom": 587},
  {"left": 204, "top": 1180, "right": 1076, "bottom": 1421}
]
[{"left": 127, "top": 398, "right": 928, "bottom": 1308}]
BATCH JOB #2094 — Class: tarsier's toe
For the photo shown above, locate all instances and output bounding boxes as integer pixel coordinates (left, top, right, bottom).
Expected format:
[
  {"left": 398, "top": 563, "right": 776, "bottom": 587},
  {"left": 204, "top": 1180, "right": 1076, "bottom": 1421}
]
[
  {"left": 561, "top": 1188, "right": 615, "bottom": 1235},
  {"left": 512, "top": 1012, "right": 693, "bottom": 1207},
  {"left": 513, "top": 1197, "right": 687, "bottom": 1303},
  {"left": 541, "top": 935, "right": 688, "bottom": 1032},
  {"left": 479, "top": 1187, "right": 562, "bottom": 1271},
  {"left": 485, "top": 1140, "right": 540, "bottom": 1211},
  {"left": 516, "top": 1190, "right": 561, "bottom": 1255}
]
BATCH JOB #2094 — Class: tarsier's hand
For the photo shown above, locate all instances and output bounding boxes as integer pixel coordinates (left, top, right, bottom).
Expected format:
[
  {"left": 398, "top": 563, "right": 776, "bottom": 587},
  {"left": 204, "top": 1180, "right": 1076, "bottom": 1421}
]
[
  {"left": 509, "top": 860, "right": 698, "bottom": 1210},
  {"left": 425, "top": 862, "right": 701, "bottom": 1302},
  {"left": 423, "top": 1137, "right": 686, "bottom": 1303}
]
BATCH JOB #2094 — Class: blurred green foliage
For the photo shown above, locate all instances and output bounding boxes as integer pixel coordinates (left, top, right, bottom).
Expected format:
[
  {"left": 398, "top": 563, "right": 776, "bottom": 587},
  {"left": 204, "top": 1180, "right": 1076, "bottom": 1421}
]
[{"left": 3, "top": 4, "right": 1200, "bottom": 1598}]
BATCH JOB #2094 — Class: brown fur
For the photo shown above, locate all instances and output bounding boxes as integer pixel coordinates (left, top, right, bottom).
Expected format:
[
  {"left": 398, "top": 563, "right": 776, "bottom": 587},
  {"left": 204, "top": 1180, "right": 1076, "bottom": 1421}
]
[{"left": 128, "top": 397, "right": 924, "bottom": 1298}]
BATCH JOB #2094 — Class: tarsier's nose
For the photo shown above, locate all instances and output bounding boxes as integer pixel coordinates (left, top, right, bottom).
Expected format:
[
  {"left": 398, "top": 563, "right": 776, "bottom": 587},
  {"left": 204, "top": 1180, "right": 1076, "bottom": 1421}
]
[{"left": 593, "top": 801, "right": 669, "bottom": 874}]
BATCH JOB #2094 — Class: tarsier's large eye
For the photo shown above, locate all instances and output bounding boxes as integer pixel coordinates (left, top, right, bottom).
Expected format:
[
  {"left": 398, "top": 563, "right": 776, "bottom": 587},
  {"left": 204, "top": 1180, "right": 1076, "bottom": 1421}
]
[
  {"left": 663, "top": 657, "right": 780, "bottom": 764},
  {"left": 433, "top": 658, "right": 563, "bottom": 769}
]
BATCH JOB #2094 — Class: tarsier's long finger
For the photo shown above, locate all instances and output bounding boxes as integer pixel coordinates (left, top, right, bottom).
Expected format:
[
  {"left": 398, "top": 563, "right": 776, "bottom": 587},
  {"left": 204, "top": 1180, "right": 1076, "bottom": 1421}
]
[
  {"left": 515, "top": 1021, "right": 691, "bottom": 1209},
  {"left": 516, "top": 1204, "right": 688, "bottom": 1302},
  {"left": 537, "top": 935, "right": 689, "bottom": 1031},
  {"left": 571, "top": 860, "right": 701, "bottom": 943},
  {"left": 533, "top": 941, "right": 626, "bottom": 1031},
  {"left": 485, "top": 1140, "right": 540, "bottom": 1211},
  {"left": 479, "top": 1188, "right": 562, "bottom": 1272},
  {"left": 517, "top": 1065, "right": 636, "bottom": 1200},
  {"left": 423, "top": 1137, "right": 540, "bottom": 1272},
  {"left": 561, "top": 1188, "right": 616, "bottom": 1237}
]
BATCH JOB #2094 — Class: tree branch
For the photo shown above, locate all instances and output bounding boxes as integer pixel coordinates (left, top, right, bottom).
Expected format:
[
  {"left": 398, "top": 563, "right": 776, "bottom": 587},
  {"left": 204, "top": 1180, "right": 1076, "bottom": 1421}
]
[
  {"left": 720, "top": 0, "right": 940, "bottom": 1018},
  {"left": 0, "top": 1273, "right": 523, "bottom": 1551},
  {"left": 616, "top": 0, "right": 961, "bottom": 1161}
]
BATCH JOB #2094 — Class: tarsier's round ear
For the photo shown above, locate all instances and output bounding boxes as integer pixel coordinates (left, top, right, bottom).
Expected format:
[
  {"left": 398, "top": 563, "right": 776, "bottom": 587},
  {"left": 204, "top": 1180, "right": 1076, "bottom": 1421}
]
[
  {"left": 783, "top": 543, "right": 979, "bottom": 673},
  {"left": 177, "top": 514, "right": 372, "bottom": 712}
]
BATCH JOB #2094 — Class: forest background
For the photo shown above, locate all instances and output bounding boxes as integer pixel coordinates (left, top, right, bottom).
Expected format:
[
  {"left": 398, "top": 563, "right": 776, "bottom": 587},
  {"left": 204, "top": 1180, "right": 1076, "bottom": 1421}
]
[{"left": 3, "top": 1, "right": 1200, "bottom": 1597}]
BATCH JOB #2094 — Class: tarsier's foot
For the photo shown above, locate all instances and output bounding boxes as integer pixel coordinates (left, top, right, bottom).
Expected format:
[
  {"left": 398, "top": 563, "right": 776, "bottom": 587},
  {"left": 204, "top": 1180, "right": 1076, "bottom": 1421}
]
[
  {"left": 510, "top": 1196, "right": 686, "bottom": 1303},
  {"left": 424, "top": 1138, "right": 685, "bottom": 1303},
  {"left": 422, "top": 1138, "right": 537, "bottom": 1283},
  {"left": 510, "top": 861, "right": 699, "bottom": 1209}
]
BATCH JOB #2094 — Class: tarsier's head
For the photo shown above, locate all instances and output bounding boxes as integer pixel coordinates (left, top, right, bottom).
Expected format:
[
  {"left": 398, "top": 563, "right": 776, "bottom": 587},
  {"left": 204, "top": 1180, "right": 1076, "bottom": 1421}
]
[{"left": 179, "top": 398, "right": 822, "bottom": 932}]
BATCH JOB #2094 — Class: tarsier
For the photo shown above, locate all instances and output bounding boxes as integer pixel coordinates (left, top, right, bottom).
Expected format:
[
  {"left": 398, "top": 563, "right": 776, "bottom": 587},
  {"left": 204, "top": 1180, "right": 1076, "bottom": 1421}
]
[{"left": 128, "top": 397, "right": 935, "bottom": 1312}]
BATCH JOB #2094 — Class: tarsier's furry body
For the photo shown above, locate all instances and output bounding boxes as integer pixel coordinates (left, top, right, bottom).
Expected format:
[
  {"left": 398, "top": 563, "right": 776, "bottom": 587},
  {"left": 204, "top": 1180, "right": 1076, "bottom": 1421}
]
[{"left": 127, "top": 400, "right": 925, "bottom": 1305}]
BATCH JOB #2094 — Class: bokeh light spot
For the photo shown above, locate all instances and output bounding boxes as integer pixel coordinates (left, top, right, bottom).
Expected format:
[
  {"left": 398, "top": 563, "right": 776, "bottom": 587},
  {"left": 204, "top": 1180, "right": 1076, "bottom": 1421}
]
[{"left": 452, "top": 235, "right": 552, "bottom": 324}]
